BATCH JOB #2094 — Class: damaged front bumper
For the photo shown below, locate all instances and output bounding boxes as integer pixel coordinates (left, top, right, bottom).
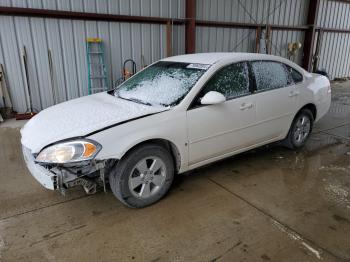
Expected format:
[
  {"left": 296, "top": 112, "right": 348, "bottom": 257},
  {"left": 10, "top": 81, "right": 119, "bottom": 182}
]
[
  {"left": 22, "top": 146, "right": 109, "bottom": 194},
  {"left": 22, "top": 146, "right": 58, "bottom": 190}
]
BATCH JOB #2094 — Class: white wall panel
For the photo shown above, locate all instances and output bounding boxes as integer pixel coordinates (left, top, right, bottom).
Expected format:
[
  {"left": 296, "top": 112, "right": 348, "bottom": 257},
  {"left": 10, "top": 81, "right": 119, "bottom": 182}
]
[
  {"left": 316, "top": 0, "right": 350, "bottom": 79},
  {"left": 196, "top": 0, "right": 309, "bottom": 25},
  {"left": 195, "top": 0, "right": 308, "bottom": 65},
  {"left": 0, "top": 15, "right": 28, "bottom": 111},
  {"left": 0, "top": 0, "right": 185, "bottom": 112},
  {"left": 3, "top": 0, "right": 350, "bottom": 111}
]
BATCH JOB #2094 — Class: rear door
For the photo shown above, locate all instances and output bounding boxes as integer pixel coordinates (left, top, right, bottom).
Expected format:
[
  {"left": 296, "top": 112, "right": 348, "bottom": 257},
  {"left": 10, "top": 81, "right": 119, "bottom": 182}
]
[
  {"left": 250, "top": 61, "right": 300, "bottom": 142},
  {"left": 187, "top": 62, "right": 256, "bottom": 165}
]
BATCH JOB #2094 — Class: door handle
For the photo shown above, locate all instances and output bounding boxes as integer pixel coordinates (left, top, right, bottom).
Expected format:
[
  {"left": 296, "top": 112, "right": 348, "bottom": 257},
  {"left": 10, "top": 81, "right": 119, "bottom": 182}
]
[
  {"left": 289, "top": 91, "right": 300, "bottom": 97},
  {"left": 240, "top": 102, "right": 253, "bottom": 110}
]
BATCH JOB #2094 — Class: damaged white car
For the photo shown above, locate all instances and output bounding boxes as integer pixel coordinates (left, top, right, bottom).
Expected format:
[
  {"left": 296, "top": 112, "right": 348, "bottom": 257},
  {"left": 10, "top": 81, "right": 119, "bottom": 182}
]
[{"left": 21, "top": 53, "right": 331, "bottom": 208}]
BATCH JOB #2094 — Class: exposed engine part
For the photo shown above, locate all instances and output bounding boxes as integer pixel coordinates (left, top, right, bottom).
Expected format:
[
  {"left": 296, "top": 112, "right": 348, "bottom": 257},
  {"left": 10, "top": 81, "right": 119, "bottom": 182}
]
[
  {"left": 57, "top": 171, "right": 65, "bottom": 195},
  {"left": 47, "top": 159, "right": 118, "bottom": 195},
  {"left": 83, "top": 180, "right": 97, "bottom": 194},
  {"left": 100, "top": 167, "right": 106, "bottom": 192},
  {"left": 65, "top": 178, "right": 97, "bottom": 194},
  {"left": 43, "top": 159, "right": 118, "bottom": 195}
]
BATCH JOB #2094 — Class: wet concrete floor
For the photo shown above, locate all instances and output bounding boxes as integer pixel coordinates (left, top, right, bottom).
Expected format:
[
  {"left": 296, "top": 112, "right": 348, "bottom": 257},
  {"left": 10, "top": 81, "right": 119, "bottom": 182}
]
[{"left": 0, "top": 81, "right": 349, "bottom": 262}]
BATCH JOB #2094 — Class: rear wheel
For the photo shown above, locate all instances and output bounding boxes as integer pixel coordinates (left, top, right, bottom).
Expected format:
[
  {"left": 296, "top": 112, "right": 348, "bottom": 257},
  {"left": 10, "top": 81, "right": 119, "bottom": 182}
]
[
  {"left": 109, "top": 144, "right": 174, "bottom": 208},
  {"left": 283, "top": 109, "right": 314, "bottom": 149}
]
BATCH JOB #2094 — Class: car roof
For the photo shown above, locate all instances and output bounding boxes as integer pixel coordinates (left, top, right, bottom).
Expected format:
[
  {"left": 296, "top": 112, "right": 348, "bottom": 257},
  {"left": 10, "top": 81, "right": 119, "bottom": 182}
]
[
  {"left": 161, "top": 52, "right": 288, "bottom": 65},
  {"left": 161, "top": 52, "right": 309, "bottom": 75}
]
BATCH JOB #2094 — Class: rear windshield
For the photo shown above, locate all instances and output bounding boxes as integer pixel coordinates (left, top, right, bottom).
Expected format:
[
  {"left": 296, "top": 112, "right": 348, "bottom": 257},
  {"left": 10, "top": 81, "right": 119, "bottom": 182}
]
[{"left": 115, "top": 61, "right": 209, "bottom": 107}]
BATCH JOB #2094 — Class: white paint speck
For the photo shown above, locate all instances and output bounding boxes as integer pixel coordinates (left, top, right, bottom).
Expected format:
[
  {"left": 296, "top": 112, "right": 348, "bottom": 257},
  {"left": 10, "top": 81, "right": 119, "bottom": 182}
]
[
  {"left": 0, "top": 231, "right": 5, "bottom": 260},
  {"left": 319, "top": 165, "right": 348, "bottom": 172},
  {"left": 273, "top": 221, "right": 323, "bottom": 260},
  {"left": 324, "top": 183, "right": 349, "bottom": 206},
  {"left": 0, "top": 220, "right": 8, "bottom": 260},
  {"left": 302, "top": 242, "right": 322, "bottom": 260}
]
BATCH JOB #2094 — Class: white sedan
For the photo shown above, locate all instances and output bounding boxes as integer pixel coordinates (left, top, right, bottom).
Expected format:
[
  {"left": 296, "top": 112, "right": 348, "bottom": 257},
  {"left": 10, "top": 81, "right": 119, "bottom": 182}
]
[{"left": 21, "top": 52, "right": 331, "bottom": 208}]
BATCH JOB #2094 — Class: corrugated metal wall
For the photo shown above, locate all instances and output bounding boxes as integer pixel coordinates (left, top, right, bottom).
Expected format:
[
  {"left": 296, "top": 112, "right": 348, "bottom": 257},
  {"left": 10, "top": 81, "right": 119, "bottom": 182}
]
[
  {"left": 195, "top": 0, "right": 309, "bottom": 65},
  {"left": 0, "top": 0, "right": 185, "bottom": 112},
  {"left": 316, "top": 0, "right": 350, "bottom": 79},
  {"left": 2, "top": 0, "right": 350, "bottom": 113}
]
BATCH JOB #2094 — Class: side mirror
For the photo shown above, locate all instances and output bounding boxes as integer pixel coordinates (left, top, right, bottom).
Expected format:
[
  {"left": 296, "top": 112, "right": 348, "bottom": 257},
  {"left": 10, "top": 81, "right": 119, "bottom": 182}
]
[{"left": 200, "top": 91, "right": 226, "bottom": 105}]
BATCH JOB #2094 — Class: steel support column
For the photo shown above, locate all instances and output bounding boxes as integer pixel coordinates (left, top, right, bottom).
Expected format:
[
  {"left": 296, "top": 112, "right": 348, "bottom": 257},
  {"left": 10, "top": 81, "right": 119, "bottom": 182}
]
[
  {"left": 185, "top": 0, "right": 196, "bottom": 54},
  {"left": 302, "top": 0, "right": 320, "bottom": 71},
  {"left": 166, "top": 21, "right": 172, "bottom": 57}
]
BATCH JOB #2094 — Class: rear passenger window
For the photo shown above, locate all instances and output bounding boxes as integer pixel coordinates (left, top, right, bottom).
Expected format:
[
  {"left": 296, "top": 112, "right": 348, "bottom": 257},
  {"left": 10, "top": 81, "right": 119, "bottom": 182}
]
[
  {"left": 286, "top": 65, "right": 303, "bottom": 83},
  {"left": 252, "top": 61, "right": 289, "bottom": 91},
  {"left": 202, "top": 62, "right": 250, "bottom": 99}
]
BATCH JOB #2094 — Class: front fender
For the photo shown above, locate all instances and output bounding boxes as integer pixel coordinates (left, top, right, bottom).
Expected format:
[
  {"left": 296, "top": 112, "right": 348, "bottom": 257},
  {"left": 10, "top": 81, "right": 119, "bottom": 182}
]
[{"left": 87, "top": 110, "right": 189, "bottom": 173}]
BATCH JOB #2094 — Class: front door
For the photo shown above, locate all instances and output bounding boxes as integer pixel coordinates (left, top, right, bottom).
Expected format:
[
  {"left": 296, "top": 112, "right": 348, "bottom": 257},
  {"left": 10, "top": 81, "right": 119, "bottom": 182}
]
[{"left": 187, "top": 62, "right": 256, "bottom": 165}]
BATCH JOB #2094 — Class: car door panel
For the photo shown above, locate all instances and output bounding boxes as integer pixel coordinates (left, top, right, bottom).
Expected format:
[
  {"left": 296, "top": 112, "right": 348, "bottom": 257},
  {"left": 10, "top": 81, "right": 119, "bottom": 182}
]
[
  {"left": 186, "top": 62, "right": 256, "bottom": 165},
  {"left": 251, "top": 61, "right": 299, "bottom": 142},
  {"left": 187, "top": 97, "right": 256, "bottom": 164},
  {"left": 253, "top": 85, "right": 298, "bottom": 141}
]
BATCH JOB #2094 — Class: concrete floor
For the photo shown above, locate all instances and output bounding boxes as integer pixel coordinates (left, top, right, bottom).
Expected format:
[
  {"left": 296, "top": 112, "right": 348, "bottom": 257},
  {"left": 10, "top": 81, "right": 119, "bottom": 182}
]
[{"left": 0, "top": 82, "right": 349, "bottom": 262}]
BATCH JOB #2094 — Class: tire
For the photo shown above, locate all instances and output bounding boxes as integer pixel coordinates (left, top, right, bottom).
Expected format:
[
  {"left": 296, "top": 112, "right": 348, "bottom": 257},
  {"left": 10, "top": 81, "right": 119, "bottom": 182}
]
[
  {"left": 283, "top": 109, "right": 314, "bottom": 149},
  {"left": 109, "top": 143, "right": 174, "bottom": 208}
]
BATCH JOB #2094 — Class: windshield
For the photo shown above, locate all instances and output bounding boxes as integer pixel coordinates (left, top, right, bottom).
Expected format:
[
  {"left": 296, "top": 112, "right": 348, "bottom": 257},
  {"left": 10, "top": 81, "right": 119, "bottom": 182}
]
[{"left": 115, "top": 61, "right": 209, "bottom": 107}]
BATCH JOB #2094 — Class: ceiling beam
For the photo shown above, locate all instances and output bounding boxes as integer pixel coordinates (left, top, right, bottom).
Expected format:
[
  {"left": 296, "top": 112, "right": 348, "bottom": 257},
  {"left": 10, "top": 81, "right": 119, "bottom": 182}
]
[
  {"left": 196, "top": 20, "right": 308, "bottom": 31},
  {"left": 0, "top": 6, "right": 185, "bottom": 25}
]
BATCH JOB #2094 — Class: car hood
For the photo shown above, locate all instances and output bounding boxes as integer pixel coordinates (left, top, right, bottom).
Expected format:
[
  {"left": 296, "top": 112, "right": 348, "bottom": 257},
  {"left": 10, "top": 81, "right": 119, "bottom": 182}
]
[{"left": 21, "top": 92, "right": 167, "bottom": 153}]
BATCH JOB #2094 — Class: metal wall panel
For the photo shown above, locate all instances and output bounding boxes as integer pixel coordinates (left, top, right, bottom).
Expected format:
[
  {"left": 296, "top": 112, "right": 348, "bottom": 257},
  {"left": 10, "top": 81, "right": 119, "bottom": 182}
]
[
  {"left": 195, "top": 0, "right": 308, "bottom": 65},
  {"left": 0, "top": 0, "right": 186, "bottom": 17},
  {"left": 0, "top": 0, "right": 185, "bottom": 111},
  {"left": 196, "top": 0, "right": 309, "bottom": 25},
  {"left": 196, "top": 27, "right": 256, "bottom": 53},
  {"left": 315, "top": 0, "right": 350, "bottom": 79},
  {"left": 3, "top": 0, "right": 350, "bottom": 111},
  {"left": 270, "top": 30, "right": 305, "bottom": 65}
]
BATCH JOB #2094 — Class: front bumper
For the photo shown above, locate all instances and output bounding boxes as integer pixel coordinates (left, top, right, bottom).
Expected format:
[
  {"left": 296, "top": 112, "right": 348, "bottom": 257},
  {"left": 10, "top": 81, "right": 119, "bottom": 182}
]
[{"left": 22, "top": 146, "right": 57, "bottom": 190}]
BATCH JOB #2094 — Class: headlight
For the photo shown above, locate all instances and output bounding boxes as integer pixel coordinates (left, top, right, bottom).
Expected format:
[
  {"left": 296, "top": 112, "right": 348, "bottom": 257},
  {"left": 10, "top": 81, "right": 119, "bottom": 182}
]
[{"left": 35, "top": 139, "right": 101, "bottom": 164}]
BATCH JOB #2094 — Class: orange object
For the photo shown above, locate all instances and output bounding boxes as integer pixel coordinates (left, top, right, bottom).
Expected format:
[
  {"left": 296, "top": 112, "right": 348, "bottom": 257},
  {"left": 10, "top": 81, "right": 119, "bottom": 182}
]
[
  {"left": 87, "top": 37, "right": 102, "bottom": 43},
  {"left": 122, "top": 59, "right": 137, "bottom": 81},
  {"left": 83, "top": 143, "right": 97, "bottom": 157},
  {"left": 123, "top": 69, "right": 132, "bottom": 80}
]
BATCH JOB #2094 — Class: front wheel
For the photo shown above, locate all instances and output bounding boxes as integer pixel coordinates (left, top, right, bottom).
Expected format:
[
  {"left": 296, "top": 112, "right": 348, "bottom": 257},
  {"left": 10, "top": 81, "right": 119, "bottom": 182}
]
[
  {"left": 283, "top": 109, "right": 314, "bottom": 149},
  {"left": 109, "top": 144, "right": 174, "bottom": 208}
]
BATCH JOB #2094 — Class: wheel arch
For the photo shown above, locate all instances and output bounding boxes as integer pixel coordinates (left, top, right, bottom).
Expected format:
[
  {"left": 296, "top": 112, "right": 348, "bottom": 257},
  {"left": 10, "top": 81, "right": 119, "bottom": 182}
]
[
  {"left": 284, "top": 103, "right": 317, "bottom": 141},
  {"left": 299, "top": 103, "right": 317, "bottom": 120},
  {"left": 119, "top": 138, "right": 182, "bottom": 174},
  {"left": 282, "top": 103, "right": 316, "bottom": 149}
]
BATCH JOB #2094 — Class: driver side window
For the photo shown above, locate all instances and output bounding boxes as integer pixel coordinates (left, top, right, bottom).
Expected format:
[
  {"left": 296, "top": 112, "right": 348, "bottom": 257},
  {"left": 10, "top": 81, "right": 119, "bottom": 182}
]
[{"left": 201, "top": 62, "right": 250, "bottom": 100}]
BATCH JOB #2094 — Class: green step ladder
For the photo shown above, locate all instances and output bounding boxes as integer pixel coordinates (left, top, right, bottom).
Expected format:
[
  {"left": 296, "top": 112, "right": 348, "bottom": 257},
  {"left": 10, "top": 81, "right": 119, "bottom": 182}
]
[{"left": 86, "top": 38, "right": 109, "bottom": 94}]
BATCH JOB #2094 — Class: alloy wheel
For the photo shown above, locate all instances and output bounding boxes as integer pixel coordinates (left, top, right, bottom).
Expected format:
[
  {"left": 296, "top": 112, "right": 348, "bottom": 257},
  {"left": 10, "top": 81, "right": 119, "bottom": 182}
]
[
  {"left": 128, "top": 156, "right": 167, "bottom": 199},
  {"left": 293, "top": 115, "right": 311, "bottom": 145}
]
